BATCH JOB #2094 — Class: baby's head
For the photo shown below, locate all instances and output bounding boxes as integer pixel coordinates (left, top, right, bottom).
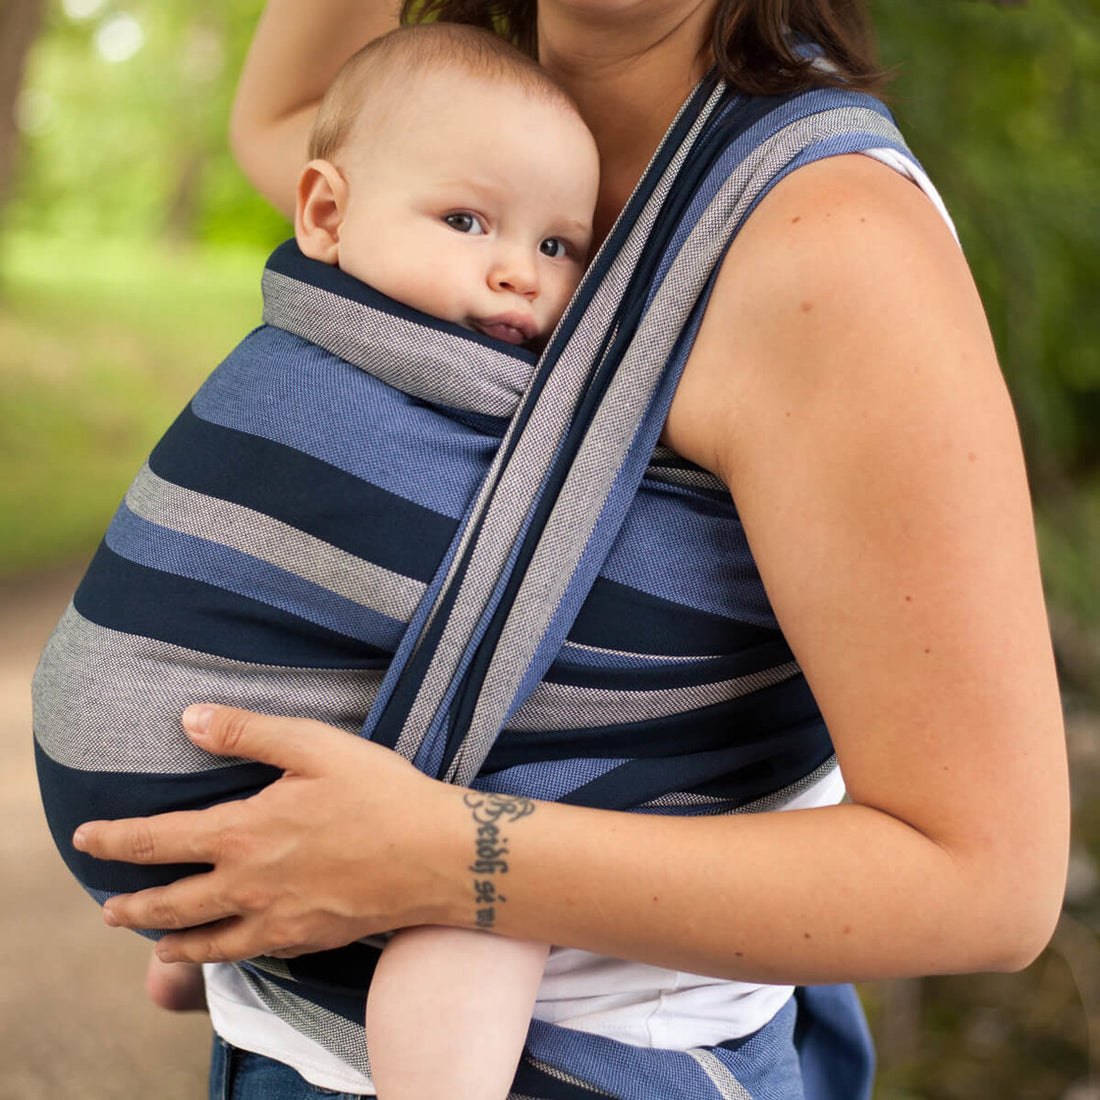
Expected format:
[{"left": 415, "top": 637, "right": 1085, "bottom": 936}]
[{"left": 295, "top": 24, "right": 600, "bottom": 346}]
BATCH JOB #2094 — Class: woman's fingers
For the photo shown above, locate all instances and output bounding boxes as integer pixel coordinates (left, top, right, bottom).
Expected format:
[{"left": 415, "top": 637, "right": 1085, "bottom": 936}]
[
  {"left": 73, "top": 807, "right": 225, "bottom": 865},
  {"left": 154, "top": 919, "right": 252, "bottom": 965},
  {"left": 181, "top": 703, "right": 341, "bottom": 773},
  {"left": 101, "top": 871, "right": 230, "bottom": 932},
  {"left": 71, "top": 709, "right": 460, "bottom": 954}
]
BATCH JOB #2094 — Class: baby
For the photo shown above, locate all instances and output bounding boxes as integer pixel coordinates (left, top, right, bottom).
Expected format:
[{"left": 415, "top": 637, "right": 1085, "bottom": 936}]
[{"left": 43, "top": 22, "right": 599, "bottom": 1100}]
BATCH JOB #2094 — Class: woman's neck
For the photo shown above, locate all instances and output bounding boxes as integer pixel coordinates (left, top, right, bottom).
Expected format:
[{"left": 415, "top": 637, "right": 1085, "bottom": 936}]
[{"left": 538, "top": 0, "right": 718, "bottom": 244}]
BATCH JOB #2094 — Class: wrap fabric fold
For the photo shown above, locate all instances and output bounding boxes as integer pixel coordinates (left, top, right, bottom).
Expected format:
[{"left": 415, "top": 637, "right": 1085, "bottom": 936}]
[{"left": 32, "top": 74, "right": 911, "bottom": 1096}]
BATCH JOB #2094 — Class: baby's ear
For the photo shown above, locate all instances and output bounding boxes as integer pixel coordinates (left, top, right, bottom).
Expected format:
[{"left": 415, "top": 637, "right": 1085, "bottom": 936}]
[{"left": 295, "top": 160, "right": 348, "bottom": 264}]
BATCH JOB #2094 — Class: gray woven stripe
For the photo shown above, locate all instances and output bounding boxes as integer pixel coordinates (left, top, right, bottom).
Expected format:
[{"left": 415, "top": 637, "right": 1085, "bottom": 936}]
[
  {"left": 648, "top": 446, "right": 728, "bottom": 493},
  {"left": 560, "top": 639, "right": 721, "bottom": 664},
  {"left": 245, "top": 957, "right": 294, "bottom": 980},
  {"left": 507, "top": 661, "right": 799, "bottom": 732},
  {"left": 125, "top": 464, "right": 424, "bottom": 624},
  {"left": 32, "top": 605, "right": 379, "bottom": 773},
  {"left": 395, "top": 84, "right": 729, "bottom": 766},
  {"left": 263, "top": 270, "right": 533, "bottom": 418},
  {"left": 685, "top": 1049, "right": 755, "bottom": 1100},
  {"left": 523, "top": 1057, "right": 617, "bottom": 1097},
  {"left": 638, "top": 755, "right": 838, "bottom": 812},
  {"left": 452, "top": 106, "right": 903, "bottom": 785},
  {"left": 647, "top": 462, "right": 729, "bottom": 492},
  {"left": 237, "top": 963, "right": 373, "bottom": 1078}
]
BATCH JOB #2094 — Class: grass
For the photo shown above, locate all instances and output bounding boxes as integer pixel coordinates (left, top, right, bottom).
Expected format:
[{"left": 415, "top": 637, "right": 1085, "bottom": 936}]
[{"left": 0, "top": 233, "right": 270, "bottom": 575}]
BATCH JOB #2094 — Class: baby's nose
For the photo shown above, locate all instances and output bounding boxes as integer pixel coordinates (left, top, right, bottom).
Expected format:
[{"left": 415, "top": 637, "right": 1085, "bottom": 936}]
[{"left": 490, "top": 250, "right": 538, "bottom": 297}]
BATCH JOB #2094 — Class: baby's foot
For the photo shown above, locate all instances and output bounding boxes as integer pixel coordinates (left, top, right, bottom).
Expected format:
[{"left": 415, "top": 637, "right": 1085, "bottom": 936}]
[{"left": 145, "top": 950, "right": 207, "bottom": 1012}]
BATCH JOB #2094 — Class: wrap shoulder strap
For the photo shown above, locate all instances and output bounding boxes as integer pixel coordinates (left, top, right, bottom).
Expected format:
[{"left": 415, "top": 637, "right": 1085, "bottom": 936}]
[{"left": 363, "top": 77, "right": 912, "bottom": 785}]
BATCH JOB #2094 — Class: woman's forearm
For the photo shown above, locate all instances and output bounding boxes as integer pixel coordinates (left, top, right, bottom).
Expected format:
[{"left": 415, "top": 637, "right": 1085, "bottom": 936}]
[
  {"left": 229, "top": 0, "right": 401, "bottom": 216},
  {"left": 74, "top": 704, "right": 1062, "bottom": 978},
  {"left": 441, "top": 790, "right": 1058, "bottom": 985}
]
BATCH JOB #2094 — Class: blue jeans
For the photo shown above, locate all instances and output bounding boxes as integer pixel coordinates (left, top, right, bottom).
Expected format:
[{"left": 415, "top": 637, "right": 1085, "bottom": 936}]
[{"left": 209, "top": 1035, "right": 368, "bottom": 1099}]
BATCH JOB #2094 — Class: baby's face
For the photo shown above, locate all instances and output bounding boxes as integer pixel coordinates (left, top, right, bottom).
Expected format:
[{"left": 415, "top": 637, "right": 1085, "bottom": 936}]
[{"left": 332, "top": 72, "right": 599, "bottom": 345}]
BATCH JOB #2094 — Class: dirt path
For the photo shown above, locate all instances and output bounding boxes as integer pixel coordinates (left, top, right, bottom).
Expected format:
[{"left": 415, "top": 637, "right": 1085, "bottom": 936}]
[{"left": 0, "top": 563, "right": 210, "bottom": 1099}]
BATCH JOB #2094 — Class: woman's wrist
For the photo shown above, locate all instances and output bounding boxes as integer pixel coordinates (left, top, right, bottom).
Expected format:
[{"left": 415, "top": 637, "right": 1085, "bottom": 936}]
[
  {"left": 413, "top": 784, "right": 545, "bottom": 933},
  {"left": 447, "top": 790, "right": 541, "bottom": 934}
]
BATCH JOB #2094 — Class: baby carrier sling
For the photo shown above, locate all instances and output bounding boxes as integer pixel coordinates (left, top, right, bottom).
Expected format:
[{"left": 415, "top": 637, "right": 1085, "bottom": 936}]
[{"left": 34, "top": 72, "right": 917, "bottom": 1098}]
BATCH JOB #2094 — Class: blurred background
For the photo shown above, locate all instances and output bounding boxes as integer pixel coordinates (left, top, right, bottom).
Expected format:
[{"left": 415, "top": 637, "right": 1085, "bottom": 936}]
[{"left": 1, "top": 0, "right": 1097, "bottom": 1096}]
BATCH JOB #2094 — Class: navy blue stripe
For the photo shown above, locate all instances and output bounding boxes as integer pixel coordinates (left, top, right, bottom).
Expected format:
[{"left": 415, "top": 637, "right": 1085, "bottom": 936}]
[
  {"left": 150, "top": 405, "right": 457, "bottom": 583},
  {"left": 74, "top": 542, "right": 390, "bottom": 667},
  {"left": 485, "top": 674, "right": 823, "bottom": 769},
  {"left": 563, "top": 577, "right": 782, "bottom": 661},
  {"left": 557, "top": 725, "right": 834, "bottom": 810},
  {"left": 266, "top": 239, "right": 538, "bottom": 365},
  {"left": 240, "top": 960, "right": 371, "bottom": 1024},
  {"left": 512, "top": 1057, "right": 611, "bottom": 1099},
  {"left": 106, "top": 505, "right": 410, "bottom": 649},
  {"left": 34, "top": 739, "right": 278, "bottom": 896},
  {"left": 283, "top": 944, "right": 382, "bottom": 1003}
]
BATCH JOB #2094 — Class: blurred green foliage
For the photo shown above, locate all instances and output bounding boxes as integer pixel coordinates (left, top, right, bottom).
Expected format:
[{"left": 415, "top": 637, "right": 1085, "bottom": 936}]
[
  {"left": 0, "top": 233, "right": 264, "bottom": 572},
  {"left": 872, "top": 0, "right": 1100, "bottom": 482},
  {"left": 6, "top": 0, "right": 287, "bottom": 247}
]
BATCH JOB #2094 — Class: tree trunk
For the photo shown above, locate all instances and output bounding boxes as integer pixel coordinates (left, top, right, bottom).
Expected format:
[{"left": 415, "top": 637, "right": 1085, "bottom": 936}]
[{"left": 0, "top": 0, "right": 45, "bottom": 214}]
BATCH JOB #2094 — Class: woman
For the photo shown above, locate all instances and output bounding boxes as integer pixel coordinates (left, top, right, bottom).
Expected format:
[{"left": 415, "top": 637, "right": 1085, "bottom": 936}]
[{"left": 73, "top": 0, "right": 1069, "bottom": 1095}]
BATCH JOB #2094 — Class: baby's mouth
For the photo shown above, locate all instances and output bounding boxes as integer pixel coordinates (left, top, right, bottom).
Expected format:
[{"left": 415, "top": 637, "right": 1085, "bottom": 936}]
[{"left": 472, "top": 313, "right": 538, "bottom": 346}]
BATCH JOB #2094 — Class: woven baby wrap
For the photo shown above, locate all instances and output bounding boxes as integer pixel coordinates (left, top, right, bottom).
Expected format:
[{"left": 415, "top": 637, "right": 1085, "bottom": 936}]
[{"left": 33, "top": 74, "right": 914, "bottom": 1097}]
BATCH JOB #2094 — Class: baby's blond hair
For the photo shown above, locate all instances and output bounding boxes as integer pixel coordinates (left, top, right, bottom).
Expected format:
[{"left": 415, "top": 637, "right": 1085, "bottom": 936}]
[{"left": 308, "top": 23, "right": 578, "bottom": 163}]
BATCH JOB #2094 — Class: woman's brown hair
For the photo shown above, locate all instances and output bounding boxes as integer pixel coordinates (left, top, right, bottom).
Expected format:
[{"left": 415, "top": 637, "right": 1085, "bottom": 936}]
[{"left": 399, "top": 0, "right": 887, "bottom": 96}]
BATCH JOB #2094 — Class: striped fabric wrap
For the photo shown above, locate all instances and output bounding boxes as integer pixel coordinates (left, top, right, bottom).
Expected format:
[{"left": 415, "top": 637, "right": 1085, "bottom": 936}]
[{"left": 32, "top": 76, "right": 908, "bottom": 1097}]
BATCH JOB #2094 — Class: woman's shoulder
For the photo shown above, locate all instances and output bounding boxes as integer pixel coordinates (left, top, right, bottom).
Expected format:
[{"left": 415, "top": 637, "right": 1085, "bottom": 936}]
[{"left": 662, "top": 150, "right": 987, "bottom": 480}]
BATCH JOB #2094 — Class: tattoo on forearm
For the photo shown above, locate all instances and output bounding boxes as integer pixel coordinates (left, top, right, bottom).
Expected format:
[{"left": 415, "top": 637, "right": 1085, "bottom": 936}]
[{"left": 463, "top": 791, "right": 535, "bottom": 930}]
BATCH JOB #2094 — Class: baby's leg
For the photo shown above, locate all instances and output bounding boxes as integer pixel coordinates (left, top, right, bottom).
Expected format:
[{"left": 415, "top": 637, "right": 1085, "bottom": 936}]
[
  {"left": 144, "top": 950, "right": 207, "bottom": 1012},
  {"left": 365, "top": 926, "right": 548, "bottom": 1100}
]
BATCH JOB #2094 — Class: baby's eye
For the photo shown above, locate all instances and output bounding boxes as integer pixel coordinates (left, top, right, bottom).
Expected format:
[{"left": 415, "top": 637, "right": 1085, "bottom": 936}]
[
  {"left": 444, "top": 212, "right": 485, "bottom": 235},
  {"left": 539, "top": 237, "right": 568, "bottom": 259}
]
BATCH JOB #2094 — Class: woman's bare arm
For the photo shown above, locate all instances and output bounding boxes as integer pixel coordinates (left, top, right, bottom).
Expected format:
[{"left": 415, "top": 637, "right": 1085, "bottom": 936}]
[
  {"left": 229, "top": 0, "right": 401, "bottom": 216},
  {"left": 75, "top": 155, "right": 1068, "bottom": 982},
  {"left": 459, "top": 157, "right": 1068, "bottom": 980}
]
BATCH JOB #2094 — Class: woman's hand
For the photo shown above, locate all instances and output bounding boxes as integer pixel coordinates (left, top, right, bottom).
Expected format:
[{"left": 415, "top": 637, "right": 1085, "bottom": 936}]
[{"left": 72, "top": 705, "right": 464, "bottom": 964}]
